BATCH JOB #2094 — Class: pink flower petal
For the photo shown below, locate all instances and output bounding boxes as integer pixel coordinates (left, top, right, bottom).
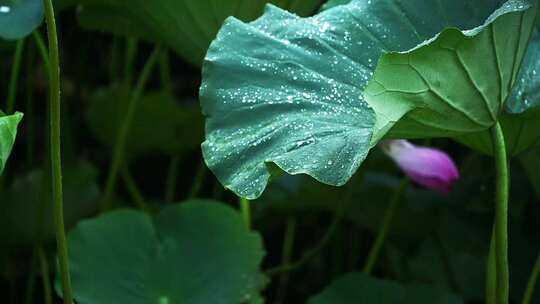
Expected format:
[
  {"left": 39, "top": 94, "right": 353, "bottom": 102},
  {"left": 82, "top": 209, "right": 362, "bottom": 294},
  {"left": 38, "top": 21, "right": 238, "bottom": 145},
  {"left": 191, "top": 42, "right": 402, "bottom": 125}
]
[{"left": 381, "top": 140, "right": 459, "bottom": 193}]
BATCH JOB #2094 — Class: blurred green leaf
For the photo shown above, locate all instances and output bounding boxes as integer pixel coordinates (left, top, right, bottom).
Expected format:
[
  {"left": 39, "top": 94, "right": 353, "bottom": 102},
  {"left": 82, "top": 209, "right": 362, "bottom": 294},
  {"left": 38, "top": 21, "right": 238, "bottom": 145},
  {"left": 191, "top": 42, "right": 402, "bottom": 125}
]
[
  {"left": 85, "top": 86, "right": 203, "bottom": 157},
  {"left": 0, "top": 0, "right": 43, "bottom": 40},
  {"left": 256, "top": 171, "right": 443, "bottom": 241},
  {"left": 319, "top": 0, "right": 350, "bottom": 11},
  {"left": 0, "top": 160, "right": 99, "bottom": 248},
  {"left": 0, "top": 111, "right": 23, "bottom": 174},
  {"left": 519, "top": 148, "right": 540, "bottom": 199},
  {"left": 62, "top": 200, "right": 266, "bottom": 304},
  {"left": 308, "top": 272, "right": 462, "bottom": 304},
  {"left": 60, "top": 0, "right": 324, "bottom": 65}
]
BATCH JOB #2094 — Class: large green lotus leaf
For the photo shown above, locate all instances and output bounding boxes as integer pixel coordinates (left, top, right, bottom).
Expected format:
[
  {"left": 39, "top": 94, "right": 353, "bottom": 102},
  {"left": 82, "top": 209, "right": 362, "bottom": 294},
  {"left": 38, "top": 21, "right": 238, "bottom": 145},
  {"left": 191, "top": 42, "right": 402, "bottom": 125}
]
[
  {"left": 200, "top": 0, "right": 536, "bottom": 199},
  {"left": 85, "top": 86, "right": 203, "bottom": 156},
  {"left": 59, "top": 0, "right": 323, "bottom": 65},
  {"left": 0, "top": 111, "right": 22, "bottom": 174},
  {"left": 324, "top": 1, "right": 540, "bottom": 155},
  {"left": 63, "top": 201, "right": 265, "bottom": 304},
  {"left": 308, "top": 272, "right": 462, "bottom": 304},
  {"left": 0, "top": 0, "right": 43, "bottom": 40}
]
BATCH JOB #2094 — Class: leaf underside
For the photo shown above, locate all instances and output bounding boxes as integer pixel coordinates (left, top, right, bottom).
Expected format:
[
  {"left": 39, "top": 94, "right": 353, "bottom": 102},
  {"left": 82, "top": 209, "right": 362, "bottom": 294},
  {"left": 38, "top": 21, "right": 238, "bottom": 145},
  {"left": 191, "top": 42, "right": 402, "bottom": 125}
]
[
  {"left": 454, "top": 22, "right": 540, "bottom": 156},
  {"left": 200, "top": 0, "right": 536, "bottom": 199},
  {"left": 367, "top": 6, "right": 537, "bottom": 142}
]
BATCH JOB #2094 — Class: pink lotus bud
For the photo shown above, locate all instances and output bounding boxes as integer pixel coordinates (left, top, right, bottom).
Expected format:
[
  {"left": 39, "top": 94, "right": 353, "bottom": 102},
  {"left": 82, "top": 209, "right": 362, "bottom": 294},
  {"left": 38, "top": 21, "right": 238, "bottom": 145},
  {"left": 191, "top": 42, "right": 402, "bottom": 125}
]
[{"left": 381, "top": 140, "right": 459, "bottom": 193}]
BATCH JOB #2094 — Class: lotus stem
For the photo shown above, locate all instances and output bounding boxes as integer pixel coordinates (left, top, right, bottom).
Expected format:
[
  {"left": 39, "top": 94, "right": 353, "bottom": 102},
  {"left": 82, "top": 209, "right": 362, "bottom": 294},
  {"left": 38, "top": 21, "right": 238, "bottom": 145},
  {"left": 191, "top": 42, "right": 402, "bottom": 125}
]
[
  {"left": 43, "top": 0, "right": 73, "bottom": 302},
  {"left": 490, "top": 122, "right": 510, "bottom": 304},
  {"left": 363, "top": 179, "right": 408, "bottom": 274},
  {"left": 522, "top": 252, "right": 540, "bottom": 304}
]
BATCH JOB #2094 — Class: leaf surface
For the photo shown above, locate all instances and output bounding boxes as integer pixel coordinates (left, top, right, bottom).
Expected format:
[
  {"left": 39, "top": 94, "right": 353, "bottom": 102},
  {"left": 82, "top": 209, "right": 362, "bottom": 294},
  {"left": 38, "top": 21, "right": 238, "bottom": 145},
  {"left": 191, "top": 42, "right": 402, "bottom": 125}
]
[
  {"left": 63, "top": 201, "right": 265, "bottom": 304},
  {"left": 200, "top": 0, "right": 536, "bottom": 198}
]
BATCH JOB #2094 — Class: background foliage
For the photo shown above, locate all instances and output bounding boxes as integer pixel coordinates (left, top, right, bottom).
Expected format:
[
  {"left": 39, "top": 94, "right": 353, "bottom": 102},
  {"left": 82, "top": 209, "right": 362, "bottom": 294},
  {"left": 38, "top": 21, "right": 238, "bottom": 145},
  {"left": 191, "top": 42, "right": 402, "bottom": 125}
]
[{"left": 0, "top": 0, "right": 539, "bottom": 303}]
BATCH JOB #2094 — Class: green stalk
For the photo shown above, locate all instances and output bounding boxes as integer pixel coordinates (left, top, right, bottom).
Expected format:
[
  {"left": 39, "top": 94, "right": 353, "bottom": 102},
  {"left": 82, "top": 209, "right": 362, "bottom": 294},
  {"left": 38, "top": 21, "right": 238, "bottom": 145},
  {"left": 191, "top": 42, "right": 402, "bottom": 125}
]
[
  {"left": 240, "top": 197, "right": 251, "bottom": 230},
  {"left": 23, "top": 251, "right": 38, "bottom": 304},
  {"left": 121, "top": 167, "right": 150, "bottom": 212},
  {"left": 25, "top": 40, "right": 36, "bottom": 166},
  {"left": 159, "top": 49, "right": 172, "bottom": 93},
  {"left": 38, "top": 248, "right": 53, "bottom": 304},
  {"left": 124, "top": 38, "right": 138, "bottom": 86},
  {"left": 491, "top": 122, "right": 510, "bottom": 304},
  {"left": 100, "top": 45, "right": 161, "bottom": 212},
  {"left": 275, "top": 217, "right": 297, "bottom": 302},
  {"left": 165, "top": 156, "right": 179, "bottom": 202},
  {"left": 363, "top": 179, "right": 408, "bottom": 274},
  {"left": 188, "top": 159, "right": 206, "bottom": 199},
  {"left": 43, "top": 0, "right": 73, "bottom": 303},
  {"left": 266, "top": 204, "right": 345, "bottom": 276},
  {"left": 522, "top": 253, "right": 540, "bottom": 304},
  {"left": 6, "top": 39, "right": 25, "bottom": 113},
  {"left": 487, "top": 227, "right": 497, "bottom": 304},
  {"left": 33, "top": 32, "right": 50, "bottom": 73},
  {"left": 109, "top": 37, "right": 120, "bottom": 82}
]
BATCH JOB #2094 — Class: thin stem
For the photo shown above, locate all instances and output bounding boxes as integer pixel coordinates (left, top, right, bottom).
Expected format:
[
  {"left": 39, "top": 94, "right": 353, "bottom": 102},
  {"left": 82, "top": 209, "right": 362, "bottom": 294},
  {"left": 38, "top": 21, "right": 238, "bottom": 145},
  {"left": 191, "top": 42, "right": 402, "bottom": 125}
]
[
  {"left": 522, "top": 253, "right": 540, "bottom": 304},
  {"left": 25, "top": 40, "right": 36, "bottom": 166},
  {"left": 240, "top": 197, "right": 251, "bottom": 230},
  {"left": 23, "top": 251, "right": 38, "bottom": 304},
  {"left": 266, "top": 204, "right": 345, "bottom": 276},
  {"left": 124, "top": 38, "right": 138, "bottom": 87},
  {"left": 281, "top": 218, "right": 297, "bottom": 268},
  {"left": 491, "top": 122, "right": 510, "bottom": 304},
  {"left": 100, "top": 45, "right": 161, "bottom": 212},
  {"left": 43, "top": 0, "right": 73, "bottom": 303},
  {"left": 164, "top": 156, "right": 180, "bottom": 202},
  {"left": 33, "top": 31, "right": 50, "bottom": 74},
  {"left": 109, "top": 37, "right": 121, "bottom": 82},
  {"left": 6, "top": 39, "right": 25, "bottom": 113},
  {"left": 487, "top": 226, "right": 497, "bottom": 304},
  {"left": 188, "top": 159, "right": 206, "bottom": 199},
  {"left": 434, "top": 231, "right": 460, "bottom": 293},
  {"left": 159, "top": 49, "right": 173, "bottom": 93},
  {"left": 121, "top": 167, "right": 150, "bottom": 212},
  {"left": 38, "top": 248, "right": 53, "bottom": 304},
  {"left": 363, "top": 179, "right": 408, "bottom": 274},
  {"left": 275, "top": 217, "right": 297, "bottom": 303}
]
